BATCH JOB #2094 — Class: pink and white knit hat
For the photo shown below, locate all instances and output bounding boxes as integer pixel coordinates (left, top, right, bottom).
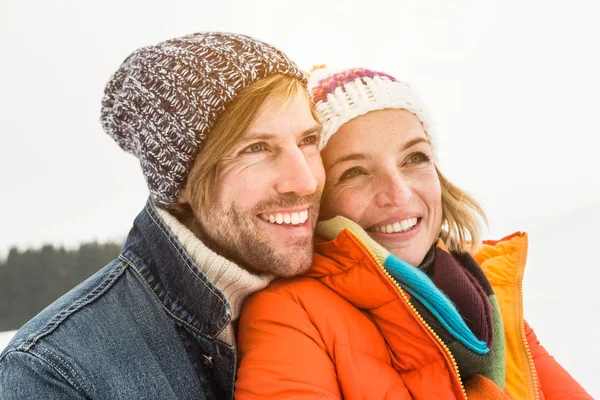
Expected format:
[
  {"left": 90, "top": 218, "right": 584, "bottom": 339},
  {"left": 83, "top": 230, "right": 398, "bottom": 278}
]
[{"left": 308, "top": 67, "right": 434, "bottom": 150}]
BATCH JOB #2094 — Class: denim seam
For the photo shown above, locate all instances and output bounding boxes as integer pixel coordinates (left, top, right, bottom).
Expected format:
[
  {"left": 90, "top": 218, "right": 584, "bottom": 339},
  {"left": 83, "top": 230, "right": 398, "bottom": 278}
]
[
  {"left": 144, "top": 203, "right": 227, "bottom": 309},
  {"left": 4, "top": 347, "right": 89, "bottom": 396},
  {"left": 32, "top": 343, "right": 90, "bottom": 395},
  {"left": 119, "top": 254, "right": 215, "bottom": 341},
  {"left": 20, "top": 261, "right": 128, "bottom": 349}
]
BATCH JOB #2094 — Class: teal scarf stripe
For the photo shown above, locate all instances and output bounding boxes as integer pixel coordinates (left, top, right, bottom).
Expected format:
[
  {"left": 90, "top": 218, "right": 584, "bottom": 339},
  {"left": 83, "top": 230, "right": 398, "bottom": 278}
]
[{"left": 384, "top": 253, "right": 490, "bottom": 355}]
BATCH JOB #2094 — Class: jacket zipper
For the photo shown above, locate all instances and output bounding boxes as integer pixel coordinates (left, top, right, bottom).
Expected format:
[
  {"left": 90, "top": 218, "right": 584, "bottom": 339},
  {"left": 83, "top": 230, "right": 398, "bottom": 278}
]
[
  {"left": 348, "top": 232, "right": 468, "bottom": 400},
  {"left": 517, "top": 235, "right": 540, "bottom": 399}
]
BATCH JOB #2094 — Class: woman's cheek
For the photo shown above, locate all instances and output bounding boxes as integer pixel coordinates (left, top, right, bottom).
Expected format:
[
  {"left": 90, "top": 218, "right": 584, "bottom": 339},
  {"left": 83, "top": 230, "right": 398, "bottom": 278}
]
[
  {"left": 409, "top": 170, "right": 441, "bottom": 196},
  {"left": 319, "top": 188, "right": 339, "bottom": 220},
  {"left": 321, "top": 186, "right": 366, "bottom": 222}
]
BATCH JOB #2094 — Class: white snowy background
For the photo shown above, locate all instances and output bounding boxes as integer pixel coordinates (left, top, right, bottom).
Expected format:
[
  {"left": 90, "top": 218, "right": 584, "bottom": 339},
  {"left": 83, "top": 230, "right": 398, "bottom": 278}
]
[{"left": 1, "top": 0, "right": 598, "bottom": 396}]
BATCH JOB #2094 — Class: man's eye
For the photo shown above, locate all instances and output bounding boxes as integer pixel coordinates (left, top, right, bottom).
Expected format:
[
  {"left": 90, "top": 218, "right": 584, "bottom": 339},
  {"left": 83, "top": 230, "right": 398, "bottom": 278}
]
[
  {"left": 340, "top": 167, "right": 363, "bottom": 180},
  {"left": 299, "top": 135, "right": 318, "bottom": 146},
  {"left": 242, "top": 143, "right": 266, "bottom": 153}
]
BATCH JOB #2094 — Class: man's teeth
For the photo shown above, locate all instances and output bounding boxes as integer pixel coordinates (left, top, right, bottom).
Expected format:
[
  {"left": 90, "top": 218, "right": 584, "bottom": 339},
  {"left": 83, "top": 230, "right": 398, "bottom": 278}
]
[
  {"left": 371, "top": 217, "right": 418, "bottom": 233},
  {"left": 260, "top": 210, "right": 309, "bottom": 226}
]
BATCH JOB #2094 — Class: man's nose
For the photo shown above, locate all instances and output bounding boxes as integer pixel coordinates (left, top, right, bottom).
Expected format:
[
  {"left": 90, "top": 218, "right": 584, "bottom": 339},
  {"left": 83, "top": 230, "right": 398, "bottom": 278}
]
[{"left": 274, "top": 147, "right": 319, "bottom": 195}]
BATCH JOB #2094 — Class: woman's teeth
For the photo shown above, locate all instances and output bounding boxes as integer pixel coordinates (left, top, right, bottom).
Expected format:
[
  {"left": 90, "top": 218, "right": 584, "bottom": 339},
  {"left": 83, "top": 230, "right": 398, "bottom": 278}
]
[
  {"left": 259, "top": 210, "right": 309, "bottom": 226},
  {"left": 371, "top": 217, "right": 418, "bottom": 233}
]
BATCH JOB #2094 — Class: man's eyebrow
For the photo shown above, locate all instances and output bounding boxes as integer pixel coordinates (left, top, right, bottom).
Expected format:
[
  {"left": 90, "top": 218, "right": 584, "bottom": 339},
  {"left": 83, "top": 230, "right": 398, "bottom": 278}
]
[
  {"left": 238, "top": 133, "right": 278, "bottom": 143},
  {"left": 239, "top": 124, "right": 323, "bottom": 144},
  {"left": 301, "top": 124, "right": 323, "bottom": 136},
  {"left": 327, "top": 137, "right": 429, "bottom": 171}
]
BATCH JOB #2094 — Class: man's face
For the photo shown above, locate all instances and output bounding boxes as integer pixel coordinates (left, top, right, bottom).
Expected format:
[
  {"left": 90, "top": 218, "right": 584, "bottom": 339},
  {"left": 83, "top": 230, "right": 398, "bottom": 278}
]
[{"left": 196, "top": 89, "right": 325, "bottom": 277}]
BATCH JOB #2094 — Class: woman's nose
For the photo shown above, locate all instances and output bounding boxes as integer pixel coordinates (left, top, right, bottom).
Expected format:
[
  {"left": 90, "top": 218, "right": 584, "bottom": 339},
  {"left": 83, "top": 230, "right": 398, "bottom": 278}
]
[{"left": 375, "top": 171, "right": 412, "bottom": 208}]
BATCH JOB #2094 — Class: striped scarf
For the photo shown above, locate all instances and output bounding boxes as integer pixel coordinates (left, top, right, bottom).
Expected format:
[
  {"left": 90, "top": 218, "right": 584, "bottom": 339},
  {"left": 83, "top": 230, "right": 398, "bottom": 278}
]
[{"left": 410, "top": 243, "right": 506, "bottom": 387}]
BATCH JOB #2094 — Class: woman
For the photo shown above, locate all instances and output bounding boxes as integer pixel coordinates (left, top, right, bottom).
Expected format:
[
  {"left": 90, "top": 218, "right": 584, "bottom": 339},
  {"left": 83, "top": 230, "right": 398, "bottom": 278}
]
[{"left": 234, "top": 67, "right": 591, "bottom": 399}]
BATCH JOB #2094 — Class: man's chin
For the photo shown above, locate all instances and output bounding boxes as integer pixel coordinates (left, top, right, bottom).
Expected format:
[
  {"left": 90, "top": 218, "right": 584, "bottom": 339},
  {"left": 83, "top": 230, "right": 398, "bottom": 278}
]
[
  {"left": 273, "top": 258, "right": 313, "bottom": 278},
  {"left": 267, "top": 244, "right": 315, "bottom": 278}
]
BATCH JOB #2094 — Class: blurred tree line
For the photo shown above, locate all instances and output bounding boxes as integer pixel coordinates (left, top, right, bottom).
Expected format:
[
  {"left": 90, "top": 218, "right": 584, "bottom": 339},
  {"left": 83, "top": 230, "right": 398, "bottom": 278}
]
[{"left": 0, "top": 242, "right": 122, "bottom": 331}]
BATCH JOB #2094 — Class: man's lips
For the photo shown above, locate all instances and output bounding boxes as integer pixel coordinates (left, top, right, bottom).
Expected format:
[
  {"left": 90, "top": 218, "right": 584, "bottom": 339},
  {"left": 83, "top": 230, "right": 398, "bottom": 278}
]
[{"left": 258, "top": 208, "right": 310, "bottom": 227}]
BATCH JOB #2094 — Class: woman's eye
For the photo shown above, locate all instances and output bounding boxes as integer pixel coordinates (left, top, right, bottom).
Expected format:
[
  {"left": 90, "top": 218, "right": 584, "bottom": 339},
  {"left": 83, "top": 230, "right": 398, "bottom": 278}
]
[
  {"left": 242, "top": 143, "right": 266, "bottom": 153},
  {"left": 340, "top": 167, "right": 363, "bottom": 180},
  {"left": 299, "top": 135, "right": 318, "bottom": 146},
  {"left": 406, "top": 152, "right": 431, "bottom": 164}
]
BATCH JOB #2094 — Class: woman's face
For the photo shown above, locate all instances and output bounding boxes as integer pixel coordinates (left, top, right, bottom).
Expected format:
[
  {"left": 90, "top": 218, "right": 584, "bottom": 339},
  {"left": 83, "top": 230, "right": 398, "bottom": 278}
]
[{"left": 320, "top": 109, "right": 443, "bottom": 266}]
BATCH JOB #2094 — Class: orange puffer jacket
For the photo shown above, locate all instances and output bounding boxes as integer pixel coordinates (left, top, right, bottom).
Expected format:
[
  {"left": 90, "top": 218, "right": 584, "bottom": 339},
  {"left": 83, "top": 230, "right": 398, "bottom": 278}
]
[{"left": 235, "top": 220, "right": 591, "bottom": 399}]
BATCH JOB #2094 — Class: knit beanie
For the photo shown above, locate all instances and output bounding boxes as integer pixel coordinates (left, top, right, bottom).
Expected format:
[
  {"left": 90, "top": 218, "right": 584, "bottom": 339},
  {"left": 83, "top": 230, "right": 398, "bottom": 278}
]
[
  {"left": 101, "top": 32, "right": 307, "bottom": 208},
  {"left": 308, "top": 67, "right": 434, "bottom": 150}
]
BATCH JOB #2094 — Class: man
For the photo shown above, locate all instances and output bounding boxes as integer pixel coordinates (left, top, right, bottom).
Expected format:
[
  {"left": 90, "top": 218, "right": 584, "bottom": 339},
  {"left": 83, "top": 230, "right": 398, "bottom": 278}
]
[{"left": 0, "top": 32, "right": 324, "bottom": 399}]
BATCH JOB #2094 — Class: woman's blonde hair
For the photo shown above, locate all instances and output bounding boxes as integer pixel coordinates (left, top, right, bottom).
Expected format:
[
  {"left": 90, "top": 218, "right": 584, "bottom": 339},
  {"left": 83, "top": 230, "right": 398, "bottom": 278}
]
[
  {"left": 419, "top": 129, "right": 486, "bottom": 252},
  {"left": 170, "top": 74, "right": 315, "bottom": 220},
  {"left": 436, "top": 166, "right": 487, "bottom": 253}
]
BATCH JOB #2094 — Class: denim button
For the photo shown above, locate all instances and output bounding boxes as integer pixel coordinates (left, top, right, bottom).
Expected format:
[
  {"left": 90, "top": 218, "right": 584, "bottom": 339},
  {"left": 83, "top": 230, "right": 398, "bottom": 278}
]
[{"left": 202, "top": 354, "right": 214, "bottom": 369}]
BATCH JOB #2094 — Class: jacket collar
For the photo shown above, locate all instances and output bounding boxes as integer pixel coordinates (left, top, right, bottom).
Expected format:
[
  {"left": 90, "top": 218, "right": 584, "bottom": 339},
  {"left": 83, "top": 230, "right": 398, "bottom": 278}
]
[
  {"left": 475, "top": 232, "right": 528, "bottom": 288},
  {"left": 120, "top": 200, "right": 231, "bottom": 340},
  {"left": 313, "top": 216, "right": 528, "bottom": 287}
]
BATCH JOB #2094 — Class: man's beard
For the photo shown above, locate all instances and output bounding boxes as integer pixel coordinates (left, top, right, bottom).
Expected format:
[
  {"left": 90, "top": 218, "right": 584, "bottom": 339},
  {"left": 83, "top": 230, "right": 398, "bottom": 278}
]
[{"left": 195, "top": 191, "right": 322, "bottom": 277}]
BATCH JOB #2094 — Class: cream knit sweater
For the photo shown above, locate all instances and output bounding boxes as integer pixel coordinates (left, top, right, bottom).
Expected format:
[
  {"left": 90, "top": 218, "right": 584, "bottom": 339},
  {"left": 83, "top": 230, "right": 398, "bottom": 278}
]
[{"left": 155, "top": 207, "right": 274, "bottom": 345}]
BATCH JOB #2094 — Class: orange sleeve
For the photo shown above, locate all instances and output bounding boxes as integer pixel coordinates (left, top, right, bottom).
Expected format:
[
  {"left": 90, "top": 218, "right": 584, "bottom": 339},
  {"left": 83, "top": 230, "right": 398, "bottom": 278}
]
[
  {"left": 234, "top": 288, "right": 341, "bottom": 400},
  {"left": 525, "top": 321, "right": 592, "bottom": 399}
]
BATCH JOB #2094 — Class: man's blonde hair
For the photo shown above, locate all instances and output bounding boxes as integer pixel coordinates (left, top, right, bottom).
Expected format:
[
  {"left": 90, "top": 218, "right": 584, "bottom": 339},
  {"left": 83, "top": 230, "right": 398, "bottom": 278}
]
[{"left": 170, "top": 74, "right": 315, "bottom": 220}]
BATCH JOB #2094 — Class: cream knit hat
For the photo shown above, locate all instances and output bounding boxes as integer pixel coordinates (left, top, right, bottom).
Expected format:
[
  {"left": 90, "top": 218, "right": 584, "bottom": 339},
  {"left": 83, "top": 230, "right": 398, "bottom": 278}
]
[{"left": 308, "top": 67, "right": 434, "bottom": 150}]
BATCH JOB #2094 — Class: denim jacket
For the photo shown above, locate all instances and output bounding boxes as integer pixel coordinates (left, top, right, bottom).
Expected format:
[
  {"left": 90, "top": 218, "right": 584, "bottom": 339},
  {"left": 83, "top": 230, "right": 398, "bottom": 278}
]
[{"left": 0, "top": 201, "right": 235, "bottom": 399}]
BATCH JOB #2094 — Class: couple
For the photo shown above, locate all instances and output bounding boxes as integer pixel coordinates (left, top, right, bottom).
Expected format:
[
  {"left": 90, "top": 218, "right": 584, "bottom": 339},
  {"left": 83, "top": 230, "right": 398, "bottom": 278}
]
[{"left": 0, "top": 33, "right": 590, "bottom": 399}]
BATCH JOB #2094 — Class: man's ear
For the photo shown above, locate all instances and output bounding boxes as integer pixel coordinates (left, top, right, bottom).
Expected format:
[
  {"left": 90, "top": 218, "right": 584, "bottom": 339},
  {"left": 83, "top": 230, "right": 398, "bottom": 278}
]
[
  {"left": 168, "top": 185, "right": 196, "bottom": 223},
  {"left": 177, "top": 185, "right": 192, "bottom": 206}
]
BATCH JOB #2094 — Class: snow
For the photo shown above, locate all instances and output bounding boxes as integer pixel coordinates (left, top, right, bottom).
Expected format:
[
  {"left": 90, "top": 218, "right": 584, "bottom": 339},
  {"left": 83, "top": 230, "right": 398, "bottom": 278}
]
[{"left": 0, "top": 331, "right": 17, "bottom": 353}]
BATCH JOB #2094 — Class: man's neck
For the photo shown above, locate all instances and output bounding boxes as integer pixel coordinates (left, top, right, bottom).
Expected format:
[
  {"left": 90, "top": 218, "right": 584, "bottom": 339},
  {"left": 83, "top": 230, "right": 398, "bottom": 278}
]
[{"left": 153, "top": 206, "right": 275, "bottom": 345}]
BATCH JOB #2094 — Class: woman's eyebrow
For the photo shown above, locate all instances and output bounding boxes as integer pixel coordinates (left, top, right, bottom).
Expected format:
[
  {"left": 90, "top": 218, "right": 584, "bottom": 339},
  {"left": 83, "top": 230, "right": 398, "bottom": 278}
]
[
  {"left": 401, "top": 137, "right": 428, "bottom": 151},
  {"left": 327, "top": 137, "right": 428, "bottom": 170},
  {"left": 328, "top": 152, "right": 368, "bottom": 171}
]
